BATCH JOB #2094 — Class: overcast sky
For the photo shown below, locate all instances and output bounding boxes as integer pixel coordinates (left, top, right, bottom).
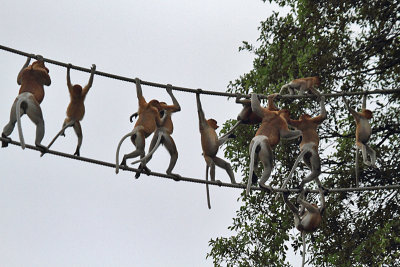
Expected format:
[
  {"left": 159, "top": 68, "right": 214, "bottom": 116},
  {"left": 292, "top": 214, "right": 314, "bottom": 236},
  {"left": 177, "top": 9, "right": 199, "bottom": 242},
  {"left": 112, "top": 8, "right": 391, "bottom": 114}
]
[{"left": 0, "top": 1, "right": 300, "bottom": 266}]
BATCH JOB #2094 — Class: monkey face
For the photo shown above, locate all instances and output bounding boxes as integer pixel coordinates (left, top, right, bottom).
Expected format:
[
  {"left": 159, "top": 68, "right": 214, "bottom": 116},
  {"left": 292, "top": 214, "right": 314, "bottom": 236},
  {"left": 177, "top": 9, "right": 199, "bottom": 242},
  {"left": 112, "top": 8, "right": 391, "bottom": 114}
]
[{"left": 207, "top": 119, "right": 219, "bottom": 129}]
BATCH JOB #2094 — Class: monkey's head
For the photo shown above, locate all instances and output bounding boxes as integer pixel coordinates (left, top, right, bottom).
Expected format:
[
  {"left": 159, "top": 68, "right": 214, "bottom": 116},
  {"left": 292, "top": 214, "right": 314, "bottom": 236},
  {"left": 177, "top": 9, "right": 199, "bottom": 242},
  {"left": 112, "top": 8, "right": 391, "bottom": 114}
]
[
  {"left": 299, "top": 114, "right": 312, "bottom": 120},
  {"left": 362, "top": 109, "right": 373, "bottom": 119},
  {"left": 313, "top": 76, "right": 320, "bottom": 87},
  {"left": 72, "top": 84, "right": 82, "bottom": 95},
  {"left": 32, "top": 60, "right": 49, "bottom": 73},
  {"left": 159, "top": 102, "right": 167, "bottom": 111},
  {"left": 148, "top": 99, "right": 161, "bottom": 110},
  {"left": 207, "top": 119, "right": 219, "bottom": 129}
]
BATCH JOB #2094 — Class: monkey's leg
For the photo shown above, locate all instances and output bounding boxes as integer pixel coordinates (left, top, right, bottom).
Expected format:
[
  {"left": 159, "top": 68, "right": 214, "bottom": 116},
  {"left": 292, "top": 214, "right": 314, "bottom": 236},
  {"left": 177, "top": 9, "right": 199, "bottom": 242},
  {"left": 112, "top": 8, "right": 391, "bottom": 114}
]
[
  {"left": 258, "top": 142, "right": 274, "bottom": 191},
  {"left": 214, "top": 156, "right": 236, "bottom": 184},
  {"left": 359, "top": 143, "right": 372, "bottom": 166},
  {"left": 365, "top": 144, "right": 377, "bottom": 168},
  {"left": 218, "top": 121, "right": 240, "bottom": 145},
  {"left": 122, "top": 131, "right": 145, "bottom": 166},
  {"left": 73, "top": 121, "right": 83, "bottom": 156},
  {"left": 142, "top": 130, "right": 160, "bottom": 165},
  {"left": 298, "top": 198, "right": 320, "bottom": 214},
  {"left": 163, "top": 134, "right": 181, "bottom": 180},
  {"left": 2, "top": 98, "right": 19, "bottom": 147},
  {"left": 25, "top": 97, "right": 46, "bottom": 152},
  {"left": 204, "top": 156, "right": 218, "bottom": 183},
  {"left": 299, "top": 150, "right": 322, "bottom": 189}
]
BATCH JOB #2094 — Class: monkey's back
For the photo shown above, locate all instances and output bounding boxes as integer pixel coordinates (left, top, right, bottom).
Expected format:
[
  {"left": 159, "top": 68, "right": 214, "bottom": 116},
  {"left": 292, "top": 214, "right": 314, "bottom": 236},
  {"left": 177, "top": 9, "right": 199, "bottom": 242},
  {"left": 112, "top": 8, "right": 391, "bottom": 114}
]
[
  {"left": 19, "top": 68, "right": 47, "bottom": 104},
  {"left": 201, "top": 127, "right": 219, "bottom": 157},
  {"left": 67, "top": 98, "right": 85, "bottom": 121},
  {"left": 135, "top": 106, "right": 159, "bottom": 137}
]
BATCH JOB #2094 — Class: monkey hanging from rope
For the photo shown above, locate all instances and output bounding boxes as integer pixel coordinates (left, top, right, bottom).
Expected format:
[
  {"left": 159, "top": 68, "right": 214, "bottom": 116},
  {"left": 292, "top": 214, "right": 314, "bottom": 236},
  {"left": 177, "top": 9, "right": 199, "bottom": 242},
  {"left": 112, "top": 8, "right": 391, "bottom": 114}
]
[
  {"left": 282, "top": 188, "right": 326, "bottom": 267},
  {"left": 2, "top": 55, "right": 51, "bottom": 152},
  {"left": 43, "top": 64, "right": 96, "bottom": 156},
  {"left": 247, "top": 93, "right": 302, "bottom": 195},
  {"left": 130, "top": 85, "right": 181, "bottom": 180},
  {"left": 196, "top": 91, "right": 237, "bottom": 209},
  {"left": 115, "top": 78, "right": 164, "bottom": 174},
  {"left": 277, "top": 96, "right": 327, "bottom": 195},
  {"left": 280, "top": 76, "right": 321, "bottom": 96}
]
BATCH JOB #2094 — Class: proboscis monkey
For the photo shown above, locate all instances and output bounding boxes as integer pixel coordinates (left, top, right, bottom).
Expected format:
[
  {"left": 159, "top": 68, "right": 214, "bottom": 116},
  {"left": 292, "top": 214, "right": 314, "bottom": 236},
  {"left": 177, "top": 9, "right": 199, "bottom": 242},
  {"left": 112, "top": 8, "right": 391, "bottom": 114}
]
[
  {"left": 115, "top": 78, "right": 163, "bottom": 174},
  {"left": 196, "top": 91, "right": 236, "bottom": 209},
  {"left": 43, "top": 64, "right": 96, "bottom": 156},
  {"left": 247, "top": 93, "right": 302, "bottom": 196},
  {"left": 342, "top": 94, "right": 377, "bottom": 184},
  {"left": 282, "top": 189, "right": 325, "bottom": 267},
  {"left": 280, "top": 76, "right": 321, "bottom": 96},
  {"left": 1, "top": 55, "right": 51, "bottom": 151},
  {"left": 278, "top": 96, "right": 327, "bottom": 194},
  {"left": 130, "top": 85, "right": 181, "bottom": 180}
]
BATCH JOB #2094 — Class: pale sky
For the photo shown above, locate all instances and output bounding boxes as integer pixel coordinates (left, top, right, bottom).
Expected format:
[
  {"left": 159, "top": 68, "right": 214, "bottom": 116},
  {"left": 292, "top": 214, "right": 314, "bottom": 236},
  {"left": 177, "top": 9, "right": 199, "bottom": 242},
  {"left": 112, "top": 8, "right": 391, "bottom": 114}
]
[{"left": 0, "top": 1, "right": 300, "bottom": 266}]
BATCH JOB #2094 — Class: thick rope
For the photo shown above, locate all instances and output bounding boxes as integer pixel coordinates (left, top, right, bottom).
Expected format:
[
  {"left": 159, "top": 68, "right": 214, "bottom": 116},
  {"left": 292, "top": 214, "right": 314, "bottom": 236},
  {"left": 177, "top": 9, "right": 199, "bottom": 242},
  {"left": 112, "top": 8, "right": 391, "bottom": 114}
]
[
  {"left": 1, "top": 44, "right": 400, "bottom": 100},
  {"left": 1, "top": 137, "right": 399, "bottom": 193}
]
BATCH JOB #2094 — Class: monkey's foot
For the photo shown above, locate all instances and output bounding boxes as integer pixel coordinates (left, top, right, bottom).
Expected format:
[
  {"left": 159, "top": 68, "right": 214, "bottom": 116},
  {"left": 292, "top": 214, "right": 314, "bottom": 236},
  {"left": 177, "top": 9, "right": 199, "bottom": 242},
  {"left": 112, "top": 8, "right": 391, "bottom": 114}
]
[
  {"left": 228, "top": 133, "right": 237, "bottom": 139},
  {"left": 259, "top": 182, "right": 273, "bottom": 193},
  {"left": 319, "top": 185, "right": 329, "bottom": 196},
  {"left": 282, "top": 190, "right": 290, "bottom": 199},
  {"left": 36, "top": 144, "right": 48, "bottom": 154},
  {"left": 167, "top": 172, "right": 181, "bottom": 181},
  {"left": 1, "top": 133, "right": 11, "bottom": 147},
  {"left": 215, "top": 180, "right": 223, "bottom": 187},
  {"left": 74, "top": 149, "right": 80, "bottom": 157}
]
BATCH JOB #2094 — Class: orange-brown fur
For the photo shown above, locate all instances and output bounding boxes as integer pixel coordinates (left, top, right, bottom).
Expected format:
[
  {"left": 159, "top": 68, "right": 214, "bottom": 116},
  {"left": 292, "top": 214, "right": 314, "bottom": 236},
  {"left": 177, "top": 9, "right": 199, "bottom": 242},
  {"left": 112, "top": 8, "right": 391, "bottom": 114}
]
[{"left": 18, "top": 60, "right": 51, "bottom": 104}]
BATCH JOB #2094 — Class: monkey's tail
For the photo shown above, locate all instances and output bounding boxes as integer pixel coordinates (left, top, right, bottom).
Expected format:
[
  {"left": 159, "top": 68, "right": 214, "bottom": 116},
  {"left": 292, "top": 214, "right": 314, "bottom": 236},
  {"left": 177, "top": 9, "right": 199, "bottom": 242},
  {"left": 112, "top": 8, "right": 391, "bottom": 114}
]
[
  {"left": 40, "top": 120, "right": 75, "bottom": 157},
  {"left": 275, "top": 147, "right": 310, "bottom": 200},
  {"left": 355, "top": 148, "right": 359, "bottom": 187},
  {"left": 301, "top": 231, "right": 306, "bottom": 267},
  {"left": 206, "top": 164, "right": 211, "bottom": 209},
  {"left": 130, "top": 132, "right": 163, "bottom": 165},
  {"left": 115, "top": 128, "right": 141, "bottom": 174},
  {"left": 15, "top": 94, "right": 28, "bottom": 149},
  {"left": 279, "top": 84, "right": 290, "bottom": 95},
  {"left": 247, "top": 135, "right": 268, "bottom": 196}
]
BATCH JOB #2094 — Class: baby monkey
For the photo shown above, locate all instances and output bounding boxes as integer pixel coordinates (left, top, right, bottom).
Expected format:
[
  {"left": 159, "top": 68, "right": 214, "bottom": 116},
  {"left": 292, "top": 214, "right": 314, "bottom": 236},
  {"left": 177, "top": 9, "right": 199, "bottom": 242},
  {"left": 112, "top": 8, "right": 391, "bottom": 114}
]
[
  {"left": 280, "top": 76, "right": 321, "bottom": 96},
  {"left": 43, "top": 64, "right": 96, "bottom": 156}
]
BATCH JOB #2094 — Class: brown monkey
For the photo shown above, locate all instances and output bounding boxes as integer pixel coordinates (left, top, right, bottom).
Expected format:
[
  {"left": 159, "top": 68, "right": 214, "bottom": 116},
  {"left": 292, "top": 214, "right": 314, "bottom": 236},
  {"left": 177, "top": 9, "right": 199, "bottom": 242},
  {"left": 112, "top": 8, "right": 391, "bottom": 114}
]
[
  {"left": 115, "top": 78, "right": 163, "bottom": 174},
  {"left": 247, "top": 93, "right": 302, "bottom": 195},
  {"left": 282, "top": 189, "right": 325, "bottom": 267},
  {"left": 196, "top": 91, "right": 236, "bottom": 209},
  {"left": 43, "top": 64, "right": 96, "bottom": 156},
  {"left": 342, "top": 95, "right": 376, "bottom": 168},
  {"left": 2, "top": 55, "right": 51, "bottom": 151},
  {"left": 280, "top": 76, "right": 321, "bottom": 96},
  {"left": 130, "top": 85, "right": 181, "bottom": 179},
  {"left": 278, "top": 96, "right": 327, "bottom": 192}
]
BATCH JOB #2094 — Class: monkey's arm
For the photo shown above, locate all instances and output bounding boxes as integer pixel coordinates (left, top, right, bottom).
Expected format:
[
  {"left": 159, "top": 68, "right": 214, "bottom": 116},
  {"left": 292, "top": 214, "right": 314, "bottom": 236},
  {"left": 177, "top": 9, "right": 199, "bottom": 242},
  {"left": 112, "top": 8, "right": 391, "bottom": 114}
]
[
  {"left": 82, "top": 64, "right": 96, "bottom": 97},
  {"left": 196, "top": 93, "right": 207, "bottom": 130},
  {"left": 166, "top": 85, "right": 181, "bottom": 112},
  {"left": 283, "top": 193, "right": 300, "bottom": 215},
  {"left": 313, "top": 96, "right": 327, "bottom": 123},
  {"left": 17, "top": 57, "right": 31, "bottom": 85},
  {"left": 342, "top": 96, "right": 359, "bottom": 119},
  {"left": 135, "top": 78, "right": 147, "bottom": 107},
  {"left": 251, "top": 93, "right": 265, "bottom": 118},
  {"left": 67, "top": 64, "right": 73, "bottom": 92},
  {"left": 267, "top": 93, "right": 279, "bottom": 111},
  {"left": 362, "top": 94, "right": 367, "bottom": 110}
]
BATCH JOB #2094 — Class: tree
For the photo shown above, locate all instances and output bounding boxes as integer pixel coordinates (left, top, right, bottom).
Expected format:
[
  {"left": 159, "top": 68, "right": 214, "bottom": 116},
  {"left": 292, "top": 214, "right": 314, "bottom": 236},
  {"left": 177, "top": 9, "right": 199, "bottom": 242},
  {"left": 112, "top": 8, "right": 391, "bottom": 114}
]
[{"left": 208, "top": 0, "right": 400, "bottom": 266}]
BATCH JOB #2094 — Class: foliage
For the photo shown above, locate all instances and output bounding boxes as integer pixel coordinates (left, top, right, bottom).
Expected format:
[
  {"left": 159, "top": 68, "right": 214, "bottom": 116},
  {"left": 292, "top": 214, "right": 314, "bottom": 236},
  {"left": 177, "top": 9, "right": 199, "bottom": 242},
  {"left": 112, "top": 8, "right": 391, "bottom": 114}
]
[{"left": 208, "top": 0, "right": 400, "bottom": 266}]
